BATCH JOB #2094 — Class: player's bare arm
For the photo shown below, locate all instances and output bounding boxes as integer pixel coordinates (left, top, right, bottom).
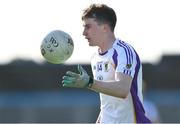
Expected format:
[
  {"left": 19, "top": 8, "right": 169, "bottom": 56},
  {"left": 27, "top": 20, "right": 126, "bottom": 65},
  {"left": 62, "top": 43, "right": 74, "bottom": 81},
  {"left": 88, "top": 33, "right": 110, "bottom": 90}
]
[{"left": 89, "top": 72, "right": 132, "bottom": 98}]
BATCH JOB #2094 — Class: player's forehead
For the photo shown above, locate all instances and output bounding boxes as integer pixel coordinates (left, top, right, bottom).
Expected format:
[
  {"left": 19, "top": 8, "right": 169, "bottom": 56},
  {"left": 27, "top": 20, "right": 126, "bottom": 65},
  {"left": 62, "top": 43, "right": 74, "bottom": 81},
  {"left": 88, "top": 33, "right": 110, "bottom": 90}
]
[{"left": 83, "top": 18, "right": 97, "bottom": 27}]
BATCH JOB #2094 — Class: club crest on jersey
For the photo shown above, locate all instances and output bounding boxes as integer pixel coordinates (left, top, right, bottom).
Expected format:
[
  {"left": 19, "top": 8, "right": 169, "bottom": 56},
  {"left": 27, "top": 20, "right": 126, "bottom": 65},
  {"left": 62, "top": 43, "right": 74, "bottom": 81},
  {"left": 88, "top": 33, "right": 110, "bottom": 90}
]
[{"left": 104, "top": 62, "right": 110, "bottom": 72}]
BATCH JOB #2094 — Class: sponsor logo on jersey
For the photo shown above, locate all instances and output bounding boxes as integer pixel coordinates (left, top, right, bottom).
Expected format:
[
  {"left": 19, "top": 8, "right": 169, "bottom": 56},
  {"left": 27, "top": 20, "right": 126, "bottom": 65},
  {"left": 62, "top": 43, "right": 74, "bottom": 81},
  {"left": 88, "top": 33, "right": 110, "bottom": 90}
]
[{"left": 97, "top": 75, "right": 103, "bottom": 80}]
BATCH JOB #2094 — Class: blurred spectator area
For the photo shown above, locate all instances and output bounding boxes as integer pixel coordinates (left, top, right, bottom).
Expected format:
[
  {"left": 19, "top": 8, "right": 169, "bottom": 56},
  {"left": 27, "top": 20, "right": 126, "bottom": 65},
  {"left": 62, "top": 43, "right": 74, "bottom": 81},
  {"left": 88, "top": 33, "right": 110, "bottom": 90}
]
[
  {"left": 0, "top": 54, "right": 180, "bottom": 122},
  {"left": 0, "top": 89, "right": 100, "bottom": 123}
]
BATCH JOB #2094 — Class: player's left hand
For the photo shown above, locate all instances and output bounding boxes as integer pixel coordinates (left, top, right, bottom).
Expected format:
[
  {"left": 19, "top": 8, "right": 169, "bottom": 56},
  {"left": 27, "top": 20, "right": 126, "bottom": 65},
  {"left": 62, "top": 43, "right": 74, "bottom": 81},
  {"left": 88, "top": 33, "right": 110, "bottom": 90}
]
[{"left": 62, "top": 65, "right": 91, "bottom": 88}]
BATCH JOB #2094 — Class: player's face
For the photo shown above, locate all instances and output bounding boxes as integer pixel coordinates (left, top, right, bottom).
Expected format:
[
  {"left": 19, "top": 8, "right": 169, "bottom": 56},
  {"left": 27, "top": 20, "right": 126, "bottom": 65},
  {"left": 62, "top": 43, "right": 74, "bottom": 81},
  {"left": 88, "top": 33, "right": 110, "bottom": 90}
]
[{"left": 83, "top": 18, "right": 104, "bottom": 46}]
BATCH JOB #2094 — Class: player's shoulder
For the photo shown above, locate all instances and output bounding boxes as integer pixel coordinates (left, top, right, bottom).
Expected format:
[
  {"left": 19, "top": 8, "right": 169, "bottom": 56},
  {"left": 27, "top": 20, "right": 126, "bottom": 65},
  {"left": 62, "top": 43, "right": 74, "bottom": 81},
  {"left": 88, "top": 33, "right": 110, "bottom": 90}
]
[
  {"left": 113, "top": 39, "right": 139, "bottom": 62},
  {"left": 113, "top": 39, "right": 133, "bottom": 53},
  {"left": 113, "top": 39, "right": 132, "bottom": 48}
]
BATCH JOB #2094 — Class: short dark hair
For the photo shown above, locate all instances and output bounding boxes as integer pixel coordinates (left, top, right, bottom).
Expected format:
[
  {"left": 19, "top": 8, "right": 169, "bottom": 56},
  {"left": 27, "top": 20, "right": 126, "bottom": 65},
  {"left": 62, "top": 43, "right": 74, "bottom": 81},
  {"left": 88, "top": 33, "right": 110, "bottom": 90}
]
[{"left": 82, "top": 4, "right": 117, "bottom": 32}]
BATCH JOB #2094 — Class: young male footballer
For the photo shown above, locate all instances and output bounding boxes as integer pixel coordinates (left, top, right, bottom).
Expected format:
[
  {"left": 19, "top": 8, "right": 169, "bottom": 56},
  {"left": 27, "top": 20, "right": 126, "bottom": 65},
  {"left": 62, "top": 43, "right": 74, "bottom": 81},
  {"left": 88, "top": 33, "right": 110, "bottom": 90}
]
[{"left": 62, "top": 3, "right": 151, "bottom": 123}]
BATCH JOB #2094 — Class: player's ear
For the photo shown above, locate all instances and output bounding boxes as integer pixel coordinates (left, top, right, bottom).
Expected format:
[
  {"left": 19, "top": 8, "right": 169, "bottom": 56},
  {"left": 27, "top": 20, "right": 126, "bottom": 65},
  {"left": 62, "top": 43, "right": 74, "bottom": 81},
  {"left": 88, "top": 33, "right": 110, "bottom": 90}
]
[{"left": 102, "top": 24, "right": 109, "bottom": 33}]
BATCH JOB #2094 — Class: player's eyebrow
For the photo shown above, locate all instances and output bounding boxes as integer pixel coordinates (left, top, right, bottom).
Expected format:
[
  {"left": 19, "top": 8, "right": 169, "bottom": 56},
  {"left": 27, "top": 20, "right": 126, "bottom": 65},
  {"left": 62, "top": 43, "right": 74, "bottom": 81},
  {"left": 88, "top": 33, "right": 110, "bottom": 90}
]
[
  {"left": 83, "top": 23, "right": 91, "bottom": 28},
  {"left": 83, "top": 23, "right": 89, "bottom": 27}
]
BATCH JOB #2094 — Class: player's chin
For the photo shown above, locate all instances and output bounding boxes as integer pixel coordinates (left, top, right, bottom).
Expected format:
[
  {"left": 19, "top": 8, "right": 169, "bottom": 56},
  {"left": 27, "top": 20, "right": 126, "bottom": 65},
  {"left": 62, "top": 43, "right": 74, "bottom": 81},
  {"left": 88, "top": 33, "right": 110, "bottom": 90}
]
[{"left": 87, "top": 39, "right": 95, "bottom": 46}]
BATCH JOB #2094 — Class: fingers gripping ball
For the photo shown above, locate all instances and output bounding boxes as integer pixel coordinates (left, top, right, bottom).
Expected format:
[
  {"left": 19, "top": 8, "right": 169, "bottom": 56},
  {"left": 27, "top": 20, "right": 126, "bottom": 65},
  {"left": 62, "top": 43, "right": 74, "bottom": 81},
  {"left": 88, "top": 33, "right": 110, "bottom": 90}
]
[{"left": 40, "top": 30, "right": 74, "bottom": 64}]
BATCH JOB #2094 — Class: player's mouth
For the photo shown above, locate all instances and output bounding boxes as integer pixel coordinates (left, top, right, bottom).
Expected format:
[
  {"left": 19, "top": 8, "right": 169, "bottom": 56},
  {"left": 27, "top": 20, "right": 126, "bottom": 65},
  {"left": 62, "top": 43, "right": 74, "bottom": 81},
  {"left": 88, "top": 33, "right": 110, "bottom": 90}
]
[{"left": 85, "top": 37, "right": 90, "bottom": 42}]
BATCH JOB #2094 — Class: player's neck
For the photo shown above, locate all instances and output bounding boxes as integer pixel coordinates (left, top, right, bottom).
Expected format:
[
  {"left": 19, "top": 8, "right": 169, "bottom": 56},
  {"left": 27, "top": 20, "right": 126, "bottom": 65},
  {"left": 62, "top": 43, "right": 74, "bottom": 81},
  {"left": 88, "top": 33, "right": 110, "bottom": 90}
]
[{"left": 99, "top": 34, "right": 116, "bottom": 54}]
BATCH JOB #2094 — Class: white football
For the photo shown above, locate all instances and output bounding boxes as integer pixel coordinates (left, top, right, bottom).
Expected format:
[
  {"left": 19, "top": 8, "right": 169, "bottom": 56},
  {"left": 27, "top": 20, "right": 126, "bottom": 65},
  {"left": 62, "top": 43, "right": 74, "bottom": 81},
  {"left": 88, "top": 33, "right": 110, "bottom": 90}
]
[{"left": 40, "top": 30, "right": 74, "bottom": 64}]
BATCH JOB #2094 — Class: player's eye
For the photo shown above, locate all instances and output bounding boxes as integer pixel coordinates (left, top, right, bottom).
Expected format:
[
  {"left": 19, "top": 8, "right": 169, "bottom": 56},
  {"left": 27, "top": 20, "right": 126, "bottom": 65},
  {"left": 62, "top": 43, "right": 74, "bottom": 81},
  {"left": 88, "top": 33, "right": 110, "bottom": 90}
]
[{"left": 84, "top": 24, "right": 91, "bottom": 30}]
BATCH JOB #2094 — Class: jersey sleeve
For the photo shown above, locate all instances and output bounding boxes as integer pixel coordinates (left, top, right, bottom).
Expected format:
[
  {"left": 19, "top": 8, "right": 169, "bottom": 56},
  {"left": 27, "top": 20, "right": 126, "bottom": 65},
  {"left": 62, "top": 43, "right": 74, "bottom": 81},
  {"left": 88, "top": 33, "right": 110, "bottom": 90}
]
[{"left": 115, "top": 47, "right": 136, "bottom": 78}]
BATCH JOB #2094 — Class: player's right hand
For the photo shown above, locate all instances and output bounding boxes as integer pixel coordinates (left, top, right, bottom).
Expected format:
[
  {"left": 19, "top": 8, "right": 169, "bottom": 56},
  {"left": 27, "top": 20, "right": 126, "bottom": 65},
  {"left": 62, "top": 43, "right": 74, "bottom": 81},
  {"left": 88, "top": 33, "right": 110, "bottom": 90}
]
[{"left": 62, "top": 65, "right": 93, "bottom": 88}]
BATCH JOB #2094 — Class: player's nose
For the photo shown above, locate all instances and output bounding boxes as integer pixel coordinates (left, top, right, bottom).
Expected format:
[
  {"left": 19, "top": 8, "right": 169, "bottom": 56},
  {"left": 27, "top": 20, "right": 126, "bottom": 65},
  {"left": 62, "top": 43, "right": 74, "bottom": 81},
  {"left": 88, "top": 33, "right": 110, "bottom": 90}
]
[{"left": 82, "top": 29, "right": 87, "bottom": 36}]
